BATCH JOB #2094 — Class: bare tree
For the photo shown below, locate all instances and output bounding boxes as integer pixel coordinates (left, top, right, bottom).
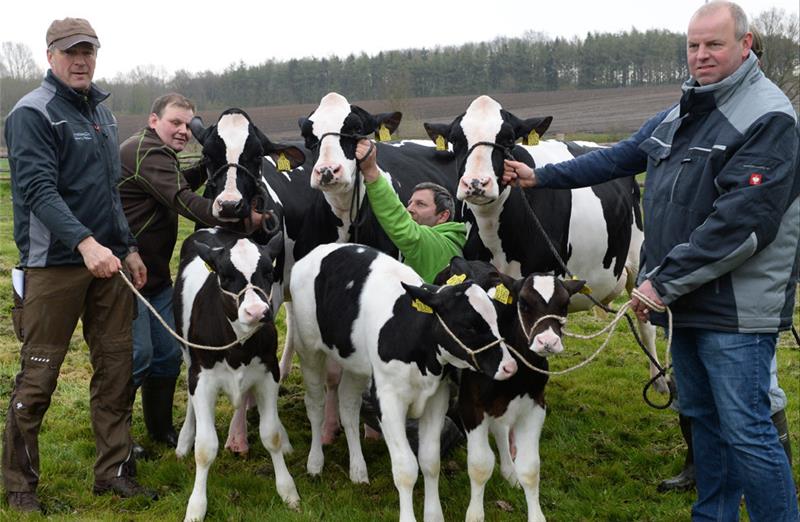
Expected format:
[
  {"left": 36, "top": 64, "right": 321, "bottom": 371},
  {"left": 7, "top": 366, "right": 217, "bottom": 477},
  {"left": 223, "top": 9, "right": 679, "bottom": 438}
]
[
  {"left": 751, "top": 8, "right": 800, "bottom": 106},
  {"left": 0, "top": 41, "right": 42, "bottom": 80}
]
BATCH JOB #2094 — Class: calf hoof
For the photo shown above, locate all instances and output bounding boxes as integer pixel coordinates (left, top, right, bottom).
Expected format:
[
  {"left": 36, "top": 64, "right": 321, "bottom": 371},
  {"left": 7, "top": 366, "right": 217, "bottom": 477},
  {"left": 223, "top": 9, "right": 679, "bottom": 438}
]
[
  {"left": 307, "top": 452, "right": 324, "bottom": 476},
  {"left": 184, "top": 499, "right": 207, "bottom": 522},
  {"left": 349, "top": 461, "right": 369, "bottom": 484}
]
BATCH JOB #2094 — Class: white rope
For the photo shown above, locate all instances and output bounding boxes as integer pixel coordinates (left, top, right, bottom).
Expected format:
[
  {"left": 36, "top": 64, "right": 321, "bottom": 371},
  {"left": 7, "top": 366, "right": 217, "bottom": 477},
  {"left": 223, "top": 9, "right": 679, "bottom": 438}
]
[
  {"left": 435, "top": 313, "right": 505, "bottom": 369},
  {"left": 118, "top": 271, "right": 263, "bottom": 351},
  {"left": 510, "top": 294, "right": 672, "bottom": 376}
]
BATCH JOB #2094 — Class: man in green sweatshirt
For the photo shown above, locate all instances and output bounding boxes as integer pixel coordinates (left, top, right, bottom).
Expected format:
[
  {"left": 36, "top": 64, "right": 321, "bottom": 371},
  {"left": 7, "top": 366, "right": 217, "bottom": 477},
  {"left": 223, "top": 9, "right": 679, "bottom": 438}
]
[{"left": 355, "top": 140, "right": 466, "bottom": 283}]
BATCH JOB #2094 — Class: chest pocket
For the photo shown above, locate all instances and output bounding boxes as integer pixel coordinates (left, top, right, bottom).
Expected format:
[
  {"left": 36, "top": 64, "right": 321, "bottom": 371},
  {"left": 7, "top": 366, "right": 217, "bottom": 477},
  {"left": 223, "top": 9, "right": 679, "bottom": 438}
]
[{"left": 668, "top": 147, "right": 713, "bottom": 207}]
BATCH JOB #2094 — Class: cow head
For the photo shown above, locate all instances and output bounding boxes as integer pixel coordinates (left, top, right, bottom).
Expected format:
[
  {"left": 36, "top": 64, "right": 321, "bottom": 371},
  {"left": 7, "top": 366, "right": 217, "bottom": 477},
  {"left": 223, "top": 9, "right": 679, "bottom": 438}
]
[
  {"left": 194, "top": 231, "right": 284, "bottom": 328},
  {"left": 515, "top": 274, "right": 584, "bottom": 357},
  {"left": 191, "top": 109, "right": 305, "bottom": 221},
  {"left": 402, "top": 281, "right": 517, "bottom": 380},
  {"left": 424, "top": 95, "right": 552, "bottom": 204},
  {"left": 299, "top": 92, "right": 401, "bottom": 195}
]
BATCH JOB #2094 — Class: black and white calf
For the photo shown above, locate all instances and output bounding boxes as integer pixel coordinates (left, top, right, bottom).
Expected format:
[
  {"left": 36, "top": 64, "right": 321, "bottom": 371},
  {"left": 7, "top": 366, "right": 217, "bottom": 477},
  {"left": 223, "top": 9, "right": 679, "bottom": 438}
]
[
  {"left": 189, "top": 109, "right": 307, "bottom": 454},
  {"left": 290, "top": 243, "right": 517, "bottom": 522},
  {"left": 173, "top": 228, "right": 298, "bottom": 521},
  {"left": 424, "top": 96, "right": 666, "bottom": 393},
  {"left": 435, "top": 258, "right": 583, "bottom": 522}
]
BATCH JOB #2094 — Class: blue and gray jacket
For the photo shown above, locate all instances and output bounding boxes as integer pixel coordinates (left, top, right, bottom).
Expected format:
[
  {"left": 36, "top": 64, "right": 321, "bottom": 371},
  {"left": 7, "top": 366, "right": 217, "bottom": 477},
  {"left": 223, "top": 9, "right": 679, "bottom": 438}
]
[
  {"left": 535, "top": 52, "right": 799, "bottom": 333},
  {"left": 6, "top": 70, "right": 135, "bottom": 267}
]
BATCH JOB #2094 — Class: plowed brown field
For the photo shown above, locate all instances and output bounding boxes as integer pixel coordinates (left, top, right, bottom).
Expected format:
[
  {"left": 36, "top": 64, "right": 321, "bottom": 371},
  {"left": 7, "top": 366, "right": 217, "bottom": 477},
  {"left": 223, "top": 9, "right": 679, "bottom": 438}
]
[{"left": 115, "top": 84, "right": 683, "bottom": 143}]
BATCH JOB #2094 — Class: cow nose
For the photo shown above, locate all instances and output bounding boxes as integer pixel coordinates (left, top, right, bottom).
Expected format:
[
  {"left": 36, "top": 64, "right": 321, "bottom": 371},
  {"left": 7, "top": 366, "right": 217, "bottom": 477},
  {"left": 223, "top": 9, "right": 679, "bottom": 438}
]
[
  {"left": 533, "top": 332, "right": 563, "bottom": 355},
  {"left": 316, "top": 165, "right": 341, "bottom": 184},
  {"left": 219, "top": 199, "right": 244, "bottom": 217},
  {"left": 242, "top": 301, "right": 268, "bottom": 322},
  {"left": 502, "top": 358, "right": 518, "bottom": 378}
]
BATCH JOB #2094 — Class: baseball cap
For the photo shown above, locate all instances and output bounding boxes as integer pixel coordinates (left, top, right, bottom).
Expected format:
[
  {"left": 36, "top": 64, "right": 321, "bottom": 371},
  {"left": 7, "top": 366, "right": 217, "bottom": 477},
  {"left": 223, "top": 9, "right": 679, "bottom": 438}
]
[{"left": 46, "top": 18, "right": 100, "bottom": 50}]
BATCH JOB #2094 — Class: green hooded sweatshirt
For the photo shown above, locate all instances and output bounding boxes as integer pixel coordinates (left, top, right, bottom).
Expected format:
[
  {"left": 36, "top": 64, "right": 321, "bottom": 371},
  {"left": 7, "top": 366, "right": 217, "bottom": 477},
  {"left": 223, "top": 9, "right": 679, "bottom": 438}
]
[{"left": 365, "top": 174, "right": 466, "bottom": 283}]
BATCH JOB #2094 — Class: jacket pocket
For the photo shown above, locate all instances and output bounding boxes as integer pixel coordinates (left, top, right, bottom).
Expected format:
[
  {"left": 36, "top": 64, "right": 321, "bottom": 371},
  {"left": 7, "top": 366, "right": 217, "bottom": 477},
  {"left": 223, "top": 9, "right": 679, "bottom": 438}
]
[{"left": 669, "top": 147, "right": 711, "bottom": 206}]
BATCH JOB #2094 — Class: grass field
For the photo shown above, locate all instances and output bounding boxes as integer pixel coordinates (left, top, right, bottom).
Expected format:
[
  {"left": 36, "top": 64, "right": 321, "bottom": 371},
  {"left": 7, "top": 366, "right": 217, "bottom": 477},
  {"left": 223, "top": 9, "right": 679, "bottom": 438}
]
[{"left": 0, "top": 157, "right": 797, "bottom": 521}]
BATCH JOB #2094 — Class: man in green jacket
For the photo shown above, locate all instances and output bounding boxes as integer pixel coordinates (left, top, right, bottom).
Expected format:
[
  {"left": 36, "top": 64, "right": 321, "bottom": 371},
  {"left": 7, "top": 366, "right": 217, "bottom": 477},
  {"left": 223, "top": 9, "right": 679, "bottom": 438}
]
[{"left": 355, "top": 140, "right": 466, "bottom": 283}]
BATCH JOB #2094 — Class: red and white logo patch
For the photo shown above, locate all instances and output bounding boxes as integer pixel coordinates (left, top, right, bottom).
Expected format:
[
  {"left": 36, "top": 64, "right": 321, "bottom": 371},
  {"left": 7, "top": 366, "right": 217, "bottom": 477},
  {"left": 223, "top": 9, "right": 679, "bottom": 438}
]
[{"left": 749, "top": 173, "right": 763, "bottom": 185}]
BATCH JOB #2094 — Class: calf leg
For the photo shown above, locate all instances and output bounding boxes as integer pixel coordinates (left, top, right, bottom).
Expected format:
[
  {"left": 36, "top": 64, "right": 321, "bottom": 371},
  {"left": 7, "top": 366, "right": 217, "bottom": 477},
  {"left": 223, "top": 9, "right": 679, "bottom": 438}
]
[
  {"left": 490, "top": 422, "right": 518, "bottom": 487},
  {"left": 176, "top": 391, "right": 196, "bottom": 459},
  {"left": 298, "top": 349, "right": 328, "bottom": 476},
  {"left": 380, "top": 394, "right": 418, "bottom": 522},
  {"left": 254, "top": 376, "right": 300, "bottom": 509},
  {"left": 418, "top": 386, "right": 449, "bottom": 522},
  {"left": 278, "top": 301, "right": 295, "bottom": 381},
  {"left": 322, "top": 358, "right": 343, "bottom": 445},
  {"left": 337, "top": 371, "right": 370, "bottom": 483},
  {"left": 223, "top": 393, "right": 252, "bottom": 456},
  {"left": 184, "top": 379, "right": 219, "bottom": 522},
  {"left": 514, "top": 404, "right": 546, "bottom": 522},
  {"left": 465, "top": 421, "right": 493, "bottom": 522}
]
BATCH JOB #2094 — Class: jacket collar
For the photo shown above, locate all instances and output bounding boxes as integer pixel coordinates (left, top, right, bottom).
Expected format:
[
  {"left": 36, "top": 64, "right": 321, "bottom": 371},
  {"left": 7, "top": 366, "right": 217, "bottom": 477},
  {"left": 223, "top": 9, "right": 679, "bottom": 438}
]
[
  {"left": 44, "top": 69, "right": 110, "bottom": 109},
  {"left": 680, "top": 52, "right": 760, "bottom": 115}
]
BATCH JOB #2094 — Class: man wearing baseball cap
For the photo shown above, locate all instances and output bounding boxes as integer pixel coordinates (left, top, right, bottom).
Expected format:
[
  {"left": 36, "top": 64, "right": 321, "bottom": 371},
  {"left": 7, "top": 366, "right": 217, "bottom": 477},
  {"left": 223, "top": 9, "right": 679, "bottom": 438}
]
[{"left": 2, "top": 17, "right": 154, "bottom": 512}]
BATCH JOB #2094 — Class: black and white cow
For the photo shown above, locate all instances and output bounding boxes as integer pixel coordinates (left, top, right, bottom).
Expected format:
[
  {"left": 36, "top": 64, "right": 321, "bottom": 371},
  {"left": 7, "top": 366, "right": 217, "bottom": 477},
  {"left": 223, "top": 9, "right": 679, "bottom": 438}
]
[
  {"left": 435, "top": 258, "right": 582, "bottom": 522},
  {"left": 173, "top": 228, "right": 299, "bottom": 521},
  {"left": 290, "top": 243, "right": 517, "bottom": 522},
  {"left": 424, "top": 95, "right": 666, "bottom": 393},
  {"left": 189, "top": 109, "right": 307, "bottom": 454}
]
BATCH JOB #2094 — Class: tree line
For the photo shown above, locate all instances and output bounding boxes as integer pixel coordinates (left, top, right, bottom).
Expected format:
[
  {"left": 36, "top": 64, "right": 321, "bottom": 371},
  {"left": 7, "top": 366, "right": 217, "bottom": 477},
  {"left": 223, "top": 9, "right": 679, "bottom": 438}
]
[{"left": 1, "top": 8, "right": 797, "bottom": 122}]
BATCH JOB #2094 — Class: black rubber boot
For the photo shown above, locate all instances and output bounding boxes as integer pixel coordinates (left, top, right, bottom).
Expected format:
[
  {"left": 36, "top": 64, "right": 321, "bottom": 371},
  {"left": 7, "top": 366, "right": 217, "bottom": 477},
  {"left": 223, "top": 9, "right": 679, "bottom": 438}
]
[
  {"left": 772, "top": 409, "right": 793, "bottom": 466},
  {"left": 658, "top": 414, "right": 696, "bottom": 492},
  {"left": 141, "top": 376, "right": 178, "bottom": 447}
]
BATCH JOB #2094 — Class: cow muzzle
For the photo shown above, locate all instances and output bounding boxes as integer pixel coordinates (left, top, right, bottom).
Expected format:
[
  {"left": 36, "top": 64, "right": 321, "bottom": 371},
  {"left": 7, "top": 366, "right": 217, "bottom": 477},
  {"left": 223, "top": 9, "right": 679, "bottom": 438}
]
[
  {"left": 458, "top": 176, "right": 497, "bottom": 202},
  {"left": 531, "top": 328, "right": 564, "bottom": 356},
  {"left": 313, "top": 164, "right": 342, "bottom": 188}
]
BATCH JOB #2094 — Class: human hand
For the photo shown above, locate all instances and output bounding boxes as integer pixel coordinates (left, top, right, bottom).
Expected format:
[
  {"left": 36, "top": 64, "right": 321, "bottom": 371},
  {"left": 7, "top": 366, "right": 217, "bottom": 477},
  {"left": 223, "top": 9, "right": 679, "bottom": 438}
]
[
  {"left": 77, "top": 236, "right": 122, "bottom": 278},
  {"left": 124, "top": 252, "right": 148, "bottom": 289},
  {"left": 502, "top": 160, "right": 536, "bottom": 188},
  {"left": 356, "top": 139, "right": 379, "bottom": 182},
  {"left": 631, "top": 279, "right": 664, "bottom": 323}
]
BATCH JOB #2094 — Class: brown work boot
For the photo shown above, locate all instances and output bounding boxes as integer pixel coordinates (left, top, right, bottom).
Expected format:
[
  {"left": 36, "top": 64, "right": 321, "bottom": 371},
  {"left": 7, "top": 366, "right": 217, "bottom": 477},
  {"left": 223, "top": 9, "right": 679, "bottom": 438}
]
[
  {"left": 93, "top": 476, "right": 158, "bottom": 500},
  {"left": 6, "top": 491, "right": 42, "bottom": 513}
]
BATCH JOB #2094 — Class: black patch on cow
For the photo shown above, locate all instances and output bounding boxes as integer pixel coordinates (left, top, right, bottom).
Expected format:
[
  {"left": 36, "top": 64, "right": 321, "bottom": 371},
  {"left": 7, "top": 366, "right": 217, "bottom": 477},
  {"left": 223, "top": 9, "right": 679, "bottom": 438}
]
[
  {"left": 376, "top": 293, "right": 446, "bottom": 376},
  {"left": 313, "top": 245, "right": 380, "bottom": 359},
  {"left": 590, "top": 179, "right": 635, "bottom": 277}
]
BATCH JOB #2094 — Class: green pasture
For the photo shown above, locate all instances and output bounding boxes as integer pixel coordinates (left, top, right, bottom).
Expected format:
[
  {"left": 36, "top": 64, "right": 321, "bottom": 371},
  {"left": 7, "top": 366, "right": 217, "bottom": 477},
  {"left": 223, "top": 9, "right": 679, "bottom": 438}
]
[{"left": 0, "top": 164, "right": 797, "bottom": 521}]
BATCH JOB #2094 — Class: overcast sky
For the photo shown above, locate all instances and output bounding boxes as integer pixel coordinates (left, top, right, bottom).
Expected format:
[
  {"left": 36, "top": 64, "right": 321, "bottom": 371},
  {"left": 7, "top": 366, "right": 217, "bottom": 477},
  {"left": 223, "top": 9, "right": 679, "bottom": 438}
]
[{"left": 4, "top": 0, "right": 798, "bottom": 81}]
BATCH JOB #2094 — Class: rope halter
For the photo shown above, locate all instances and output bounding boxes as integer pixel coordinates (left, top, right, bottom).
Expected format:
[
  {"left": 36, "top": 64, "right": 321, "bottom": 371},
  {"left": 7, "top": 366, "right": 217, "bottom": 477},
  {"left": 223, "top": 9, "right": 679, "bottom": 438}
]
[{"left": 435, "top": 313, "right": 505, "bottom": 371}]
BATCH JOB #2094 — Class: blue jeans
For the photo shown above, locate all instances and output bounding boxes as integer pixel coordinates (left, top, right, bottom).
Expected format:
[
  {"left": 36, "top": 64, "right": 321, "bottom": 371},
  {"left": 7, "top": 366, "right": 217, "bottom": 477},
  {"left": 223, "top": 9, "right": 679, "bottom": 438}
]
[
  {"left": 671, "top": 328, "right": 798, "bottom": 522},
  {"left": 132, "top": 286, "right": 182, "bottom": 386}
]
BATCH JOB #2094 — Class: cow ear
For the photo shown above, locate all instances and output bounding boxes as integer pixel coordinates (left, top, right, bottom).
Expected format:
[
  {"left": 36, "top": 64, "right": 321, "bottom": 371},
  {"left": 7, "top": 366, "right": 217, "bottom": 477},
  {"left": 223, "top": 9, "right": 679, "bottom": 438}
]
[
  {"left": 423, "top": 122, "right": 452, "bottom": 151},
  {"left": 190, "top": 116, "right": 211, "bottom": 145},
  {"left": 265, "top": 143, "right": 306, "bottom": 171},
  {"left": 373, "top": 111, "right": 402, "bottom": 141},
  {"left": 512, "top": 115, "right": 553, "bottom": 142},
  {"left": 264, "top": 231, "right": 284, "bottom": 262},
  {"left": 449, "top": 256, "right": 473, "bottom": 278},
  {"left": 193, "top": 240, "right": 225, "bottom": 272},
  {"left": 402, "top": 282, "right": 438, "bottom": 308},
  {"left": 562, "top": 278, "right": 586, "bottom": 296}
]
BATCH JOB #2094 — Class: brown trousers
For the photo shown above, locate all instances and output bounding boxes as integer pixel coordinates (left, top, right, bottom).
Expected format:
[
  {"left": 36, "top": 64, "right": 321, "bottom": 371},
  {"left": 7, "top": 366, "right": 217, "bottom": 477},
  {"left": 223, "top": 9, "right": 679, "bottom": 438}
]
[{"left": 2, "top": 266, "right": 135, "bottom": 493}]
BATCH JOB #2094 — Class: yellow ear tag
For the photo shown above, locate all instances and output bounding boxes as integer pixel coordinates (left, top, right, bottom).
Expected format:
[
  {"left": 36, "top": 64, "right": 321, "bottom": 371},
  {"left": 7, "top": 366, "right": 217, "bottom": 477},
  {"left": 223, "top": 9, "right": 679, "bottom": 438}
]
[
  {"left": 435, "top": 135, "right": 447, "bottom": 151},
  {"left": 524, "top": 130, "right": 540, "bottom": 146},
  {"left": 378, "top": 124, "right": 391, "bottom": 142},
  {"left": 446, "top": 273, "right": 466, "bottom": 286},
  {"left": 277, "top": 153, "right": 291, "bottom": 172},
  {"left": 204, "top": 262, "right": 213, "bottom": 273},
  {"left": 494, "top": 283, "right": 513, "bottom": 305},
  {"left": 411, "top": 299, "right": 433, "bottom": 314}
]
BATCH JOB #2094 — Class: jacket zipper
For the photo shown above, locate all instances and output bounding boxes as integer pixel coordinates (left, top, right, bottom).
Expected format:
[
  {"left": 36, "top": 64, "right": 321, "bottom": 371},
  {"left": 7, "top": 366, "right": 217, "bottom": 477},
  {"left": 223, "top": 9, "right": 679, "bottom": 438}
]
[{"left": 669, "top": 158, "right": 692, "bottom": 202}]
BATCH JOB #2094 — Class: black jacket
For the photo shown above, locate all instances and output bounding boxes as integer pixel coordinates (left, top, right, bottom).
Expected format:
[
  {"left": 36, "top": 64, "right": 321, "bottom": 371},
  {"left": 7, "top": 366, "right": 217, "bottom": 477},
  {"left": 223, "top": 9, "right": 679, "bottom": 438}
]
[{"left": 6, "top": 70, "right": 135, "bottom": 267}]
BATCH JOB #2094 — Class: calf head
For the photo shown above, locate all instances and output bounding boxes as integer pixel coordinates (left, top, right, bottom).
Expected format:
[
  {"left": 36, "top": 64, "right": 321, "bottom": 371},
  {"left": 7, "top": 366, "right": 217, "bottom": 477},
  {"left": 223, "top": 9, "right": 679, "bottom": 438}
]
[
  {"left": 194, "top": 231, "right": 284, "bottom": 328},
  {"left": 191, "top": 109, "right": 305, "bottom": 221},
  {"left": 402, "top": 281, "right": 517, "bottom": 380},
  {"left": 299, "top": 92, "right": 401, "bottom": 195},
  {"left": 424, "top": 95, "right": 552, "bottom": 204},
  {"left": 516, "top": 274, "right": 584, "bottom": 357}
]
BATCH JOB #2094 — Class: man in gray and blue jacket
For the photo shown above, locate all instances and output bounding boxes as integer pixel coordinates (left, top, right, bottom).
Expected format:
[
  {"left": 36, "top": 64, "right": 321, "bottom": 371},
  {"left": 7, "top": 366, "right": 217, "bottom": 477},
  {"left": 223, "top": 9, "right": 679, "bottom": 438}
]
[{"left": 504, "top": 2, "right": 799, "bottom": 520}]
